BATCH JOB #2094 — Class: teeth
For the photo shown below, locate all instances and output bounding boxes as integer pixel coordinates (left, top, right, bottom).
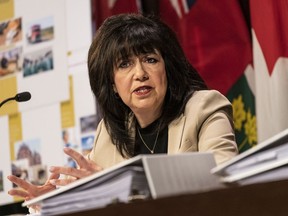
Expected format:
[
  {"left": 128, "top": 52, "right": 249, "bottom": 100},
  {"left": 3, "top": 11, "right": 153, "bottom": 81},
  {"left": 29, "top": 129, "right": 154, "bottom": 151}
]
[
  {"left": 137, "top": 89, "right": 147, "bottom": 93},
  {"left": 135, "top": 86, "right": 149, "bottom": 92}
]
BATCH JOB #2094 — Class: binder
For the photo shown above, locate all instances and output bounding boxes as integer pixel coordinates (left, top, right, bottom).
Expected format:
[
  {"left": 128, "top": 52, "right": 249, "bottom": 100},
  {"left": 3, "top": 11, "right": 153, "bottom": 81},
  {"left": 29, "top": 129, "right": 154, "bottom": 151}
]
[
  {"left": 23, "top": 152, "right": 224, "bottom": 215},
  {"left": 211, "top": 128, "right": 288, "bottom": 185}
]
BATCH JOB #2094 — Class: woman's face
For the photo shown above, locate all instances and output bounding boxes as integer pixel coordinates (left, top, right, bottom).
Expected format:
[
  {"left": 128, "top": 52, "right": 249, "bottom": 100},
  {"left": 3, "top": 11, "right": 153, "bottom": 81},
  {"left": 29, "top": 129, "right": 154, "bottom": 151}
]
[{"left": 113, "top": 50, "right": 167, "bottom": 124}]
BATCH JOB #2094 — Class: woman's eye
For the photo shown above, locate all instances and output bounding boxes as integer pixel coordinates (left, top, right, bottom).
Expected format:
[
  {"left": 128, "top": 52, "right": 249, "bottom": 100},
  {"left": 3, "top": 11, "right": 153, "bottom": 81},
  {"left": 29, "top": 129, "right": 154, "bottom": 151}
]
[
  {"left": 118, "top": 61, "right": 130, "bottom": 68},
  {"left": 146, "top": 57, "right": 158, "bottom": 63}
]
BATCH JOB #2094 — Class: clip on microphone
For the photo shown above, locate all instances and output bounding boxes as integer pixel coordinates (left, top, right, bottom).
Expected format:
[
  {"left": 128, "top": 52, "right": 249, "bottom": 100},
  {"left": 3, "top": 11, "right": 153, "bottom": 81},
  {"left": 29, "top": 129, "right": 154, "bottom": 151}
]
[{"left": 0, "top": 92, "right": 31, "bottom": 108}]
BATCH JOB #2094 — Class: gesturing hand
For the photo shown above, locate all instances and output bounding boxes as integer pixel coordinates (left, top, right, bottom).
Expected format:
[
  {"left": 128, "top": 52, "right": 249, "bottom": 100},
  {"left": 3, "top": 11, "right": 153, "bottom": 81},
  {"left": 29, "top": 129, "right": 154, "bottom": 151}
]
[
  {"left": 7, "top": 173, "right": 59, "bottom": 199},
  {"left": 7, "top": 172, "right": 60, "bottom": 212},
  {"left": 48, "top": 147, "right": 102, "bottom": 186}
]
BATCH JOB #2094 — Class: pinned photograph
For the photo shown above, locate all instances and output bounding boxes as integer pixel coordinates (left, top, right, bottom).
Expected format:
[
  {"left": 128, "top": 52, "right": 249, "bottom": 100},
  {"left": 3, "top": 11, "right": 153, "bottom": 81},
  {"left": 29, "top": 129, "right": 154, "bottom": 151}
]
[
  {"left": 0, "top": 17, "right": 22, "bottom": 47},
  {"left": 23, "top": 47, "right": 53, "bottom": 77},
  {"left": 26, "top": 16, "right": 54, "bottom": 45},
  {"left": 81, "top": 135, "right": 95, "bottom": 156},
  {"left": 0, "top": 46, "right": 23, "bottom": 77},
  {"left": 13, "top": 139, "right": 47, "bottom": 185},
  {"left": 62, "top": 128, "right": 79, "bottom": 168},
  {"left": 11, "top": 158, "right": 29, "bottom": 187},
  {"left": 14, "top": 139, "right": 42, "bottom": 166},
  {"left": 80, "top": 114, "right": 98, "bottom": 134},
  {"left": 0, "top": 170, "right": 3, "bottom": 191}
]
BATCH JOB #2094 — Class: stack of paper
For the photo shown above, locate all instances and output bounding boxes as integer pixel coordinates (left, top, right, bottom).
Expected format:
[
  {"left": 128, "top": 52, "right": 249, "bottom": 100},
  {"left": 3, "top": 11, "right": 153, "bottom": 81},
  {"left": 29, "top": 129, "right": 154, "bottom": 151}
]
[
  {"left": 211, "top": 128, "right": 288, "bottom": 185},
  {"left": 23, "top": 152, "right": 223, "bottom": 215},
  {"left": 41, "top": 166, "right": 148, "bottom": 215}
]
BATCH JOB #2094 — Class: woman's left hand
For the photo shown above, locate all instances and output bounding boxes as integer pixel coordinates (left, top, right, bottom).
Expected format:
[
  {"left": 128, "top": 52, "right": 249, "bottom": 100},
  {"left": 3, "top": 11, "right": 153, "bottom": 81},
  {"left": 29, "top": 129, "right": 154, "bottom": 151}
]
[
  {"left": 49, "top": 147, "right": 102, "bottom": 186},
  {"left": 8, "top": 172, "right": 60, "bottom": 213}
]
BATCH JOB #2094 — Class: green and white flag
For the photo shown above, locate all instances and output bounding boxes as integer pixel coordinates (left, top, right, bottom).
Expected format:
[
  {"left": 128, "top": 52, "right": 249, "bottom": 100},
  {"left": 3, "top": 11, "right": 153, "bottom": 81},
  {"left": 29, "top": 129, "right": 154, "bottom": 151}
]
[{"left": 226, "top": 65, "right": 257, "bottom": 152}]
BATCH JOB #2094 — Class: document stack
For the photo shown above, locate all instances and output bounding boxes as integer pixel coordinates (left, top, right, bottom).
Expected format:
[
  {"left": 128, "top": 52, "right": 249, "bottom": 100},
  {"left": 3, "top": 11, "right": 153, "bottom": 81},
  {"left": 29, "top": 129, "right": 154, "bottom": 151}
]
[
  {"left": 211, "top": 128, "right": 288, "bottom": 185},
  {"left": 23, "top": 152, "right": 224, "bottom": 215},
  {"left": 41, "top": 165, "right": 148, "bottom": 215}
]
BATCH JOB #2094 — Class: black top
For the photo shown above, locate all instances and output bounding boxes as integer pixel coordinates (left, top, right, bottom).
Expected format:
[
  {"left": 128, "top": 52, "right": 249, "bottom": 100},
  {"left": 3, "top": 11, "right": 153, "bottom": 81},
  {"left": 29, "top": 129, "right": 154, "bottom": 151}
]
[{"left": 134, "top": 119, "right": 168, "bottom": 155}]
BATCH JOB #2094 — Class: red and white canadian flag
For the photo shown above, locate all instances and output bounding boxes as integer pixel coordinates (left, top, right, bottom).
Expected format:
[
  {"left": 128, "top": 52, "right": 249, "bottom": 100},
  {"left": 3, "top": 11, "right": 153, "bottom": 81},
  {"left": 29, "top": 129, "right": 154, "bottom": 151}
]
[
  {"left": 250, "top": 0, "right": 288, "bottom": 141},
  {"left": 92, "top": 0, "right": 141, "bottom": 28},
  {"left": 159, "top": 0, "right": 252, "bottom": 95}
]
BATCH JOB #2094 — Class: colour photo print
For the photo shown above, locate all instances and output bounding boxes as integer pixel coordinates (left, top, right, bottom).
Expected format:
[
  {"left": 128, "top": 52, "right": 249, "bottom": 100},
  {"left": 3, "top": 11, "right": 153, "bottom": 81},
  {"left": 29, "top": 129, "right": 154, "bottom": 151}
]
[
  {"left": 26, "top": 16, "right": 54, "bottom": 45},
  {"left": 62, "top": 127, "right": 79, "bottom": 168},
  {"left": 81, "top": 135, "right": 94, "bottom": 156},
  {"left": 0, "top": 170, "right": 3, "bottom": 191},
  {"left": 0, "top": 46, "right": 23, "bottom": 77},
  {"left": 12, "top": 139, "right": 47, "bottom": 186},
  {"left": 80, "top": 114, "right": 98, "bottom": 134},
  {"left": 0, "top": 17, "right": 22, "bottom": 47},
  {"left": 23, "top": 47, "right": 53, "bottom": 77}
]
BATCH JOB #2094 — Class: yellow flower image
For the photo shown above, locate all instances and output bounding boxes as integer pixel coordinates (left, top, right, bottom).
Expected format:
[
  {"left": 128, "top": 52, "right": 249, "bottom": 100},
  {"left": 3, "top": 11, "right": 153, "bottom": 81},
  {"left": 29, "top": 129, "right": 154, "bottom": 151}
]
[
  {"left": 232, "top": 95, "right": 246, "bottom": 131},
  {"left": 244, "top": 109, "right": 257, "bottom": 145}
]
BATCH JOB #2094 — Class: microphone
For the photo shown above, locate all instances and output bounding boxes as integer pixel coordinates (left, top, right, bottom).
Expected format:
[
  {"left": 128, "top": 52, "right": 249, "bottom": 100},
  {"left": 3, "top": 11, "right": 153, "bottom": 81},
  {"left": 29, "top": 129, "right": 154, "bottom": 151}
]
[{"left": 0, "top": 91, "right": 31, "bottom": 108}]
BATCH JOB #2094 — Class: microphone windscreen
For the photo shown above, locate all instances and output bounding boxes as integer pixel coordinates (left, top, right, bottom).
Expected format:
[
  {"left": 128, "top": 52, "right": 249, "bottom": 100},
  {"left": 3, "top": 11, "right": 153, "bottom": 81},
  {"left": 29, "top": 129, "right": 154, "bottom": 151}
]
[{"left": 15, "top": 92, "right": 31, "bottom": 102}]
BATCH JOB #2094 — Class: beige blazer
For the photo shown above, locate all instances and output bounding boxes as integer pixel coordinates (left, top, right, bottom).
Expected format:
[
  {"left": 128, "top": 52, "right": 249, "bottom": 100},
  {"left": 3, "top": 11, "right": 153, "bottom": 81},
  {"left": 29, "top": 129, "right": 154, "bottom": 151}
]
[{"left": 87, "top": 90, "right": 238, "bottom": 168}]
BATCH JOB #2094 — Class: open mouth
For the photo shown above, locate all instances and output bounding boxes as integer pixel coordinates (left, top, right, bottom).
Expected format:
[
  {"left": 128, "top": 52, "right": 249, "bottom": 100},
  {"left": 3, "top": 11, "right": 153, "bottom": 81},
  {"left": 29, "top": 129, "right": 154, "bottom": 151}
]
[{"left": 133, "top": 86, "right": 152, "bottom": 94}]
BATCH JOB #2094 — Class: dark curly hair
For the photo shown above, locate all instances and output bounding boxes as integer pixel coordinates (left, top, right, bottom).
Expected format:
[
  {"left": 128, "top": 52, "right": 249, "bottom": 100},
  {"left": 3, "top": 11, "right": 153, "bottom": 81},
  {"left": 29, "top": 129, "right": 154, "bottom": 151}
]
[{"left": 88, "top": 13, "right": 207, "bottom": 158}]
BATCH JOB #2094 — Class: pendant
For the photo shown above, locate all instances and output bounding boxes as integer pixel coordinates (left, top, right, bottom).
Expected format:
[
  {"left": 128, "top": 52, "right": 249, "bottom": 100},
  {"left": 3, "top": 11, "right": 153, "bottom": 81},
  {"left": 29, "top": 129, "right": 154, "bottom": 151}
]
[{"left": 151, "top": 150, "right": 154, "bottom": 154}]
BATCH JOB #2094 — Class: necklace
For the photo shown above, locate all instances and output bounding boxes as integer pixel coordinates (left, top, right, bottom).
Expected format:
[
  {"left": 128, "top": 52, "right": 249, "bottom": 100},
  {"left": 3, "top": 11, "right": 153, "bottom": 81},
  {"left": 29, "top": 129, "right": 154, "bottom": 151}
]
[{"left": 137, "top": 126, "right": 160, "bottom": 154}]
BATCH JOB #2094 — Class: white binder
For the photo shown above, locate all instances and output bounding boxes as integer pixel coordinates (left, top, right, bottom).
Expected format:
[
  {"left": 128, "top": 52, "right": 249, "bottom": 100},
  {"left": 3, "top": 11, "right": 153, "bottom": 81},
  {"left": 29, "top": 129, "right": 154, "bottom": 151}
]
[
  {"left": 23, "top": 152, "right": 224, "bottom": 215},
  {"left": 211, "top": 128, "right": 288, "bottom": 185}
]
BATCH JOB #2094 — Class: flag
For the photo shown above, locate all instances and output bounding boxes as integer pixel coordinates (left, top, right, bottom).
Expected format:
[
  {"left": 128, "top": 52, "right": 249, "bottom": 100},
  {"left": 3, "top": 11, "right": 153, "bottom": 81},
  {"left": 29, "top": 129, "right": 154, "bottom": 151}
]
[
  {"left": 250, "top": 0, "right": 288, "bottom": 142},
  {"left": 92, "top": 0, "right": 141, "bottom": 28},
  {"left": 159, "top": 0, "right": 256, "bottom": 152}
]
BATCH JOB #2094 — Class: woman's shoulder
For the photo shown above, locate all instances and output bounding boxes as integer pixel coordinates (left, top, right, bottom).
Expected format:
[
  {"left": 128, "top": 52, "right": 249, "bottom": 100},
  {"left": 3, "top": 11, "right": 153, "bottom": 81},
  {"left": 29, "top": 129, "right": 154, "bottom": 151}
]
[
  {"left": 184, "top": 90, "right": 232, "bottom": 115},
  {"left": 191, "top": 89, "right": 228, "bottom": 99},
  {"left": 188, "top": 89, "right": 230, "bottom": 104}
]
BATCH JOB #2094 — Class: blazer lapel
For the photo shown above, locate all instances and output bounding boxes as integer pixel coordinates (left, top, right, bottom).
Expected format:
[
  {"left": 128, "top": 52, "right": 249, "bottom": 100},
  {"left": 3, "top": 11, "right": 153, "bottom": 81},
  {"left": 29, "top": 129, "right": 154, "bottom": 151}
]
[{"left": 168, "top": 114, "right": 186, "bottom": 154}]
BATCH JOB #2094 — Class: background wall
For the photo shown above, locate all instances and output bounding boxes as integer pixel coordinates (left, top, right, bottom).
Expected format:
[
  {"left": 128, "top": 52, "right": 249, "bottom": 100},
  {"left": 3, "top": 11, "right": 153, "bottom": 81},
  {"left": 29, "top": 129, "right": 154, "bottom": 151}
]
[{"left": 0, "top": 0, "right": 95, "bottom": 213}]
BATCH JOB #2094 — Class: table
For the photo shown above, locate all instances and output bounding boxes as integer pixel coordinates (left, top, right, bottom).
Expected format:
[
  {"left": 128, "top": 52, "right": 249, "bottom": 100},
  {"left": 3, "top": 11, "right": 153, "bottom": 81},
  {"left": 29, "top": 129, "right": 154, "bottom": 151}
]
[{"left": 63, "top": 179, "right": 288, "bottom": 216}]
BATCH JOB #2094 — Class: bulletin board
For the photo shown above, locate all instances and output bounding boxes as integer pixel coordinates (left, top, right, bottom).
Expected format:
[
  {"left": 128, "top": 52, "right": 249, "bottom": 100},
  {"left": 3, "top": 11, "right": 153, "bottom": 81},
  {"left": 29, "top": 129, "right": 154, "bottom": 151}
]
[{"left": 0, "top": 0, "right": 97, "bottom": 206}]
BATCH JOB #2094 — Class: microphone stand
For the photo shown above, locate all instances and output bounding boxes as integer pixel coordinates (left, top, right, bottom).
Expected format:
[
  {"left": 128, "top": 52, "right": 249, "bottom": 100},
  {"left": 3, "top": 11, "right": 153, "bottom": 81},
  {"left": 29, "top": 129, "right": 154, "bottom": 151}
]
[{"left": 0, "top": 96, "right": 15, "bottom": 108}]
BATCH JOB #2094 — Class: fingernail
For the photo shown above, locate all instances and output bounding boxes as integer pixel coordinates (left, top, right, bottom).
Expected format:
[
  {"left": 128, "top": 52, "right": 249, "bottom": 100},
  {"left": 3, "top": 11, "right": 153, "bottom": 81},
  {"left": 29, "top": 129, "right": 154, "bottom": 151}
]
[{"left": 49, "top": 179, "right": 56, "bottom": 185}]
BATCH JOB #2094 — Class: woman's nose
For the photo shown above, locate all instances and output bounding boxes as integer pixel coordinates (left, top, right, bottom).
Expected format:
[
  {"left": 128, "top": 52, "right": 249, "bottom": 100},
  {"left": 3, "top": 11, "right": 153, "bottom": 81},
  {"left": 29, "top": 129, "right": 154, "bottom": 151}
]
[{"left": 134, "top": 61, "right": 148, "bottom": 81}]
